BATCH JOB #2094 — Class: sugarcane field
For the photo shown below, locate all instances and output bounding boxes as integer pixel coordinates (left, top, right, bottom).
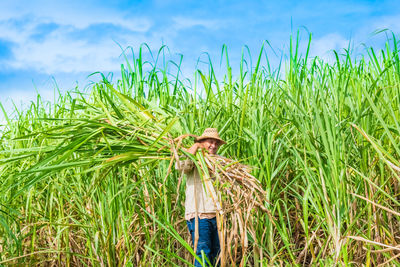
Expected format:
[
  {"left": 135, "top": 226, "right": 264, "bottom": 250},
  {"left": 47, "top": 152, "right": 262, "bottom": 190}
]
[{"left": 1, "top": 30, "right": 400, "bottom": 266}]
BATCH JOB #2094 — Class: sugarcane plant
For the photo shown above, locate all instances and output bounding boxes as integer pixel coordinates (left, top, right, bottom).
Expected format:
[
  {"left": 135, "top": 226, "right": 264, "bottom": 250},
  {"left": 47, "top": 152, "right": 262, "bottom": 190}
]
[{"left": 1, "top": 32, "right": 400, "bottom": 266}]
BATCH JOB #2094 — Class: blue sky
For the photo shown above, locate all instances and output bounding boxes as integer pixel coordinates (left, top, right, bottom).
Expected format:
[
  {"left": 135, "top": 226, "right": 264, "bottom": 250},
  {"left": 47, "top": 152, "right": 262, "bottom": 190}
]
[{"left": 0, "top": 0, "right": 399, "bottom": 121}]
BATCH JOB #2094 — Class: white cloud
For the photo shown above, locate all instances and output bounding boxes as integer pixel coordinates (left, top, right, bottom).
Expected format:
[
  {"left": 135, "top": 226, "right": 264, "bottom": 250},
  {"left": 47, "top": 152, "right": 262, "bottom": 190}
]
[
  {"left": 371, "top": 15, "right": 400, "bottom": 33},
  {"left": 0, "top": 1, "right": 154, "bottom": 75},
  {"left": 0, "top": 15, "right": 153, "bottom": 74},
  {"left": 8, "top": 36, "right": 122, "bottom": 74},
  {"left": 0, "top": 1, "right": 152, "bottom": 32},
  {"left": 309, "top": 33, "right": 350, "bottom": 63},
  {"left": 172, "top": 16, "right": 223, "bottom": 31}
]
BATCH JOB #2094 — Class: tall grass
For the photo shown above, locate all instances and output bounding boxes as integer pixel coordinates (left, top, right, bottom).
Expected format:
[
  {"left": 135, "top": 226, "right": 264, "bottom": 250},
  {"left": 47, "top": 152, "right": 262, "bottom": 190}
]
[{"left": 1, "top": 33, "right": 400, "bottom": 266}]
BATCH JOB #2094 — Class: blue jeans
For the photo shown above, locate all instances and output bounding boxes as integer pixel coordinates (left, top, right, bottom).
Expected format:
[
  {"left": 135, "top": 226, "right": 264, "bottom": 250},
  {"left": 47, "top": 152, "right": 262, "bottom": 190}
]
[{"left": 187, "top": 217, "right": 220, "bottom": 267}]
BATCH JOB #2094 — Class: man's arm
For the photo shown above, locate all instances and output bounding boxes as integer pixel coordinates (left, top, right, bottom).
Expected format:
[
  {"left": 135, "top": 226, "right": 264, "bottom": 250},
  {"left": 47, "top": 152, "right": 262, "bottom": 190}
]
[
  {"left": 187, "top": 142, "right": 201, "bottom": 155},
  {"left": 175, "top": 142, "right": 202, "bottom": 173}
]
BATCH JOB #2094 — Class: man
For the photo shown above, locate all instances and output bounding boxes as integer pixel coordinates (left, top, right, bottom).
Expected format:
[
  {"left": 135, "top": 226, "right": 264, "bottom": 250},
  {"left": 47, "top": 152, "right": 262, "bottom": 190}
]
[{"left": 176, "top": 128, "right": 226, "bottom": 267}]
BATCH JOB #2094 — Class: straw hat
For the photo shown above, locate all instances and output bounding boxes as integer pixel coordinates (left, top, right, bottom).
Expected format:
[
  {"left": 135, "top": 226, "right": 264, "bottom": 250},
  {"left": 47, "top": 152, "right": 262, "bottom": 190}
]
[{"left": 195, "top": 128, "right": 226, "bottom": 144}]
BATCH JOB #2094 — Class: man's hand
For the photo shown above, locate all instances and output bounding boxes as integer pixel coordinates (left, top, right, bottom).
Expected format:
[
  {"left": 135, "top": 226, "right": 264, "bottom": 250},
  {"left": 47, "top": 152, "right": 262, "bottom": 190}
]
[{"left": 187, "top": 142, "right": 202, "bottom": 155}]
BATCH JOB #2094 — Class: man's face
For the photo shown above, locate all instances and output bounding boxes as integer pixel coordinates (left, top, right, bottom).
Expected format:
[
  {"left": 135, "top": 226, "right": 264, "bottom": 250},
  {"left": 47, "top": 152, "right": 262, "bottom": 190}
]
[{"left": 199, "top": 138, "right": 221, "bottom": 155}]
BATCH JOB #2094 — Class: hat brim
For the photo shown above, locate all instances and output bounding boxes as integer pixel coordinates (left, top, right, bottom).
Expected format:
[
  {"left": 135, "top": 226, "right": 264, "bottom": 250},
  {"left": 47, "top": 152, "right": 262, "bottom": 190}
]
[{"left": 195, "top": 136, "right": 226, "bottom": 144}]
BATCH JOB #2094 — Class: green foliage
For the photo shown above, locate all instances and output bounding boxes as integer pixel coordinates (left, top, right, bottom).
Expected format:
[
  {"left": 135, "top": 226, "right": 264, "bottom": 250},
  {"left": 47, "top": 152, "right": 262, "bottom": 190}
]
[{"left": 1, "top": 33, "right": 400, "bottom": 266}]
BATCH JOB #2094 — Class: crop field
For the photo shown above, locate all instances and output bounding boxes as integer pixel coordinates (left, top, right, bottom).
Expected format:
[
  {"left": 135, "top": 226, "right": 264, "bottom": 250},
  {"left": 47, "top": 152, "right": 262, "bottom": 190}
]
[{"left": 1, "top": 35, "right": 400, "bottom": 266}]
